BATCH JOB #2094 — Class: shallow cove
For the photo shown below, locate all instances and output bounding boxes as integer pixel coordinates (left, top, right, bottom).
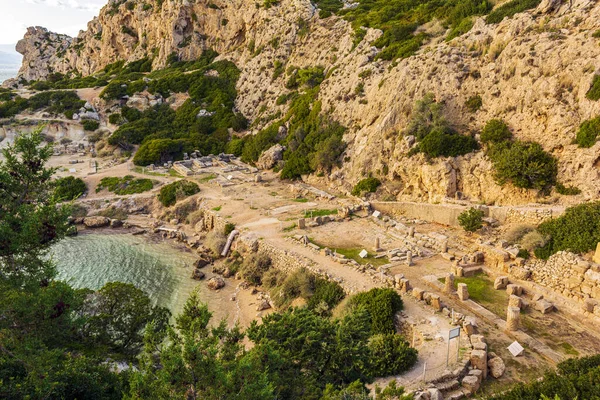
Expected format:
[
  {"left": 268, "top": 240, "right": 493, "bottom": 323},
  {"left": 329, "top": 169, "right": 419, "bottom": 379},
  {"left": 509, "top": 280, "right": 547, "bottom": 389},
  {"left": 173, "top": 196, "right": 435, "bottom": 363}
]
[{"left": 50, "top": 233, "right": 201, "bottom": 314}]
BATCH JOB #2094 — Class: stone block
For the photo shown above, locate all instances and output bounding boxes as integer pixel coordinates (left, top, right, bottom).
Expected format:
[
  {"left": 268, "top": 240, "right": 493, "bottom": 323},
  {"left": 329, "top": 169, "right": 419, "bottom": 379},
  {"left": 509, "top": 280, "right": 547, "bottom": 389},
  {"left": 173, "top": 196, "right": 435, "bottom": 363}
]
[
  {"left": 593, "top": 242, "right": 600, "bottom": 264},
  {"left": 469, "top": 368, "right": 483, "bottom": 384},
  {"left": 297, "top": 218, "right": 306, "bottom": 229},
  {"left": 508, "top": 295, "right": 522, "bottom": 308},
  {"left": 462, "top": 374, "right": 481, "bottom": 394},
  {"left": 457, "top": 283, "right": 469, "bottom": 301},
  {"left": 413, "top": 287, "right": 425, "bottom": 301},
  {"left": 506, "top": 284, "right": 523, "bottom": 296},
  {"left": 494, "top": 276, "right": 509, "bottom": 290},
  {"left": 470, "top": 350, "right": 488, "bottom": 379},
  {"left": 534, "top": 299, "right": 555, "bottom": 314},
  {"left": 430, "top": 294, "right": 442, "bottom": 312}
]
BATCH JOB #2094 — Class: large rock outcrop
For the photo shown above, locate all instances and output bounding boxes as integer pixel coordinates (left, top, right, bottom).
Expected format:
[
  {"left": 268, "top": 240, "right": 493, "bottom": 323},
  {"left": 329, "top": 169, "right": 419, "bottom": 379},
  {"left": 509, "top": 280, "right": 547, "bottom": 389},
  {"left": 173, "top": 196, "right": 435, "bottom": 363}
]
[{"left": 7, "top": 0, "right": 600, "bottom": 205}]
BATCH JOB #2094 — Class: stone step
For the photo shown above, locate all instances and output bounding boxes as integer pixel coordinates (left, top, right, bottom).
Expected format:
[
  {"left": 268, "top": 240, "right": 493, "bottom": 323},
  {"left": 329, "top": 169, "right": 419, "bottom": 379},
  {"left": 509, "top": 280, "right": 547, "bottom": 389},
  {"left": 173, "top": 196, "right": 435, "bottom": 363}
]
[
  {"left": 436, "top": 379, "right": 460, "bottom": 393},
  {"left": 445, "top": 389, "right": 466, "bottom": 400}
]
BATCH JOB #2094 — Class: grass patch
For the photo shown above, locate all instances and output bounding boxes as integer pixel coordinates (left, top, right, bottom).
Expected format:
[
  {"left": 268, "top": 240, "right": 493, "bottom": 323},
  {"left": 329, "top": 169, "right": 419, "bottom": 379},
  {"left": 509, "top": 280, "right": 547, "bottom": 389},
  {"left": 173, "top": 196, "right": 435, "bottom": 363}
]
[
  {"left": 293, "top": 198, "right": 309, "bottom": 203},
  {"left": 198, "top": 173, "right": 216, "bottom": 183},
  {"left": 304, "top": 209, "right": 338, "bottom": 218},
  {"left": 311, "top": 239, "right": 388, "bottom": 267},
  {"left": 132, "top": 166, "right": 169, "bottom": 177},
  {"left": 96, "top": 175, "right": 154, "bottom": 195},
  {"left": 440, "top": 273, "right": 508, "bottom": 317},
  {"left": 212, "top": 206, "right": 222, "bottom": 211},
  {"left": 283, "top": 223, "right": 297, "bottom": 232}
]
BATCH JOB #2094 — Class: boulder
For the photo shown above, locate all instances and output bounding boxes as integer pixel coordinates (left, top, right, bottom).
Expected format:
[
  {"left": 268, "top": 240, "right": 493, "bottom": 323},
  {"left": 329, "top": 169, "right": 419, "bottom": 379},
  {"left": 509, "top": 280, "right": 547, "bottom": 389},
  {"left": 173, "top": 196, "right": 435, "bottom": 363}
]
[
  {"left": 191, "top": 269, "right": 206, "bottom": 280},
  {"left": 83, "top": 216, "right": 110, "bottom": 228},
  {"left": 494, "top": 276, "right": 509, "bottom": 290},
  {"left": 256, "top": 300, "right": 272, "bottom": 311},
  {"left": 110, "top": 219, "right": 123, "bottom": 228},
  {"left": 256, "top": 144, "right": 285, "bottom": 170},
  {"left": 461, "top": 375, "right": 480, "bottom": 394},
  {"left": 488, "top": 356, "right": 506, "bottom": 378},
  {"left": 194, "top": 254, "right": 212, "bottom": 269},
  {"left": 534, "top": 299, "right": 555, "bottom": 314},
  {"left": 428, "top": 388, "right": 444, "bottom": 400},
  {"left": 207, "top": 276, "right": 225, "bottom": 290}
]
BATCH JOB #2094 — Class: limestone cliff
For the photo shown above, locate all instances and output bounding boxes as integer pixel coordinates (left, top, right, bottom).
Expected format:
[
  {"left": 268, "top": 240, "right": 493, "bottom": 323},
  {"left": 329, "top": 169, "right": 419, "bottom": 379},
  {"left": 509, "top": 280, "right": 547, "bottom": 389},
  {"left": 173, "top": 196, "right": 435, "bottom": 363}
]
[{"left": 8, "top": 0, "right": 600, "bottom": 205}]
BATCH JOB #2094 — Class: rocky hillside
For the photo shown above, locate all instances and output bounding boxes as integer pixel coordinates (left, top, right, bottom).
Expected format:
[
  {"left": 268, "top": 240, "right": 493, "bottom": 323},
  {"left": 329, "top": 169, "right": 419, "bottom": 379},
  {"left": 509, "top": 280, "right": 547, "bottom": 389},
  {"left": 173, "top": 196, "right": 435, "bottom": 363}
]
[{"left": 7, "top": 0, "right": 600, "bottom": 205}]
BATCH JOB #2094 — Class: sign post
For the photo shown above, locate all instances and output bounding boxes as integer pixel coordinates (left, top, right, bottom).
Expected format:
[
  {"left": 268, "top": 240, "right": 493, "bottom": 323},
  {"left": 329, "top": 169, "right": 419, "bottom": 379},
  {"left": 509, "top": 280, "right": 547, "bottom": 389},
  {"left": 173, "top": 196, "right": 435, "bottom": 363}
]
[{"left": 447, "top": 327, "right": 461, "bottom": 367}]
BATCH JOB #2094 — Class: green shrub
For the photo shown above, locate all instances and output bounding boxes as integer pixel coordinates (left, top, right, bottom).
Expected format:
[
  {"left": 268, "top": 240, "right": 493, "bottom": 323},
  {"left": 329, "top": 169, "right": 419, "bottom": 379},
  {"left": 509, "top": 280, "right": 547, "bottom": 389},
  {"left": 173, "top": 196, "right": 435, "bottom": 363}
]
[
  {"left": 82, "top": 120, "right": 100, "bottom": 131},
  {"left": 458, "top": 207, "right": 484, "bottom": 232},
  {"left": 224, "top": 222, "right": 236, "bottom": 236},
  {"left": 481, "top": 119, "right": 512, "bottom": 143},
  {"left": 158, "top": 180, "right": 200, "bottom": 207},
  {"left": 575, "top": 116, "right": 600, "bottom": 147},
  {"left": 517, "top": 249, "right": 530, "bottom": 259},
  {"left": 465, "top": 95, "right": 482, "bottom": 112},
  {"left": 489, "top": 141, "right": 557, "bottom": 190},
  {"left": 535, "top": 202, "right": 600, "bottom": 258},
  {"left": 239, "top": 253, "right": 272, "bottom": 285},
  {"left": 348, "top": 288, "right": 403, "bottom": 335},
  {"left": 368, "top": 334, "right": 418, "bottom": 377},
  {"left": 307, "top": 278, "right": 345, "bottom": 312},
  {"left": 586, "top": 74, "right": 600, "bottom": 101},
  {"left": 96, "top": 175, "right": 154, "bottom": 195},
  {"left": 555, "top": 183, "right": 581, "bottom": 196},
  {"left": 418, "top": 128, "right": 479, "bottom": 158},
  {"left": 54, "top": 176, "right": 87, "bottom": 201},
  {"left": 352, "top": 177, "right": 381, "bottom": 196},
  {"left": 486, "top": 0, "right": 542, "bottom": 24},
  {"left": 490, "top": 355, "right": 600, "bottom": 400},
  {"left": 285, "top": 66, "right": 325, "bottom": 89}
]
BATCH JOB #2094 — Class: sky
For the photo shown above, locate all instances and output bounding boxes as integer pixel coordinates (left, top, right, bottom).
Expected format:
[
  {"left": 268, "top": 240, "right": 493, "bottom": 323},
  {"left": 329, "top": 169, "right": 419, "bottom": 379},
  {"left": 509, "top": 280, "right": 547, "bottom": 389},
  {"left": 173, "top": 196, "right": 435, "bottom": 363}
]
[{"left": 0, "top": 0, "right": 106, "bottom": 49}]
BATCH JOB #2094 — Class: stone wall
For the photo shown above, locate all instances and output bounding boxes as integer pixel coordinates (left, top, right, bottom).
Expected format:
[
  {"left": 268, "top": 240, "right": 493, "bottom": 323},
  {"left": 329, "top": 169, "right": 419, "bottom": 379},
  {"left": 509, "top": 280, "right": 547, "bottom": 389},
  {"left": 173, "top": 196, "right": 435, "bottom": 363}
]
[
  {"left": 371, "top": 201, "right": 562, "bottom": 227},
  {"left": 529, "top": 252, "right": 600, "bottom": 306}
]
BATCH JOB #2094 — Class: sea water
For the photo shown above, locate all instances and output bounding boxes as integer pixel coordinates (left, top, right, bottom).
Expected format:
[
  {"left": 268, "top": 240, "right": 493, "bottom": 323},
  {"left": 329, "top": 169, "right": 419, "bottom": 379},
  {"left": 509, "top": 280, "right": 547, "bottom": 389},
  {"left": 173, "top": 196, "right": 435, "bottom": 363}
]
[
  {"left": 50, "top": 233, "right": 201, "bottom": 314},
  {"left": 0, "top": 63, "right": 18, "bottom": 84}
]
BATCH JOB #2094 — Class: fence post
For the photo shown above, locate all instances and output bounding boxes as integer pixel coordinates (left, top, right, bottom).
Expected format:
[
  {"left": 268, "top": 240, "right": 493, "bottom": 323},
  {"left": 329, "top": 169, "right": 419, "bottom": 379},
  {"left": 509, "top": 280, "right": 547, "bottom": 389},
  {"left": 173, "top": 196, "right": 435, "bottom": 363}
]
[{"left": 422, "top": 362, "right": 427, "bottom": 382}]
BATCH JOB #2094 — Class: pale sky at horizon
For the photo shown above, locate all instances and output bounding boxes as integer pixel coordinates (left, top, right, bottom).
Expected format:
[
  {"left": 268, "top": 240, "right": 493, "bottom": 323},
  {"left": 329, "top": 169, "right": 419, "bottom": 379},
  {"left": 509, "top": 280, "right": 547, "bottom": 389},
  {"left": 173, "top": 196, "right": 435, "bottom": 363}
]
[{"left": 0, "top": 0, "right": 106, "bottom": 48}]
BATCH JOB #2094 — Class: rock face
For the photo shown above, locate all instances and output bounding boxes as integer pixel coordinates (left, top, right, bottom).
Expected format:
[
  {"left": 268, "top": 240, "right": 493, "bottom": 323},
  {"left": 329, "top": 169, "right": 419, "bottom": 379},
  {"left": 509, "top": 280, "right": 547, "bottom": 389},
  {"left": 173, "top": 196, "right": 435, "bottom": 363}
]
[
  {"left": 8, "top": 0, "right": 600, "bottom": 203},
  {"left": 256, "top": 144, "right": 285, "bottom": 170},
  {"left": 83, "top": 216, "right": 110, "bottom": 228}
]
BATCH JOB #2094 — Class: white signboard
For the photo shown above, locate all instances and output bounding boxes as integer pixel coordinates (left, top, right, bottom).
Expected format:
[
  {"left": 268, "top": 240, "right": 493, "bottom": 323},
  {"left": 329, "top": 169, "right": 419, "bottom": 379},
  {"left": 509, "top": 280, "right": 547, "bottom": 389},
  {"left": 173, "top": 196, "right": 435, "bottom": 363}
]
[
  {"left": 69, "top": 168, "right": 77, "bottom": 173},
  {"left": 372, "top": 211, "right": 381, "bottom": 218},
  {"left": 359, "top": 249, "right": 368, "bottom": 259},
  {"left": 507, "top": 341, "right": 524, "bottom": 357},
  {"left": 449, "top": 327, "right": 461, "bottom": 340}
]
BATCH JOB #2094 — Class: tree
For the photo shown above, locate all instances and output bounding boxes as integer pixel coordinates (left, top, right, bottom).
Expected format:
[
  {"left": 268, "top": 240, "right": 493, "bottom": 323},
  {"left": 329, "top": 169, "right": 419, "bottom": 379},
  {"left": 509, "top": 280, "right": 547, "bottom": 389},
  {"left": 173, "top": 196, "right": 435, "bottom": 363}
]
[
  {"left": 81, "top": 282, "right": 170, "bottom": 355},
  {"left": 54, "top": 176, "right": 87, "bottom": 201},
  {"left": 458, "top": 207, "right": 484, "bottom": 232},
  {"left": 367, "top": 334, "right": 418, "bottom": 377},
  {"left": 0, "top": 129, "right": 70, "bottom": 286}
]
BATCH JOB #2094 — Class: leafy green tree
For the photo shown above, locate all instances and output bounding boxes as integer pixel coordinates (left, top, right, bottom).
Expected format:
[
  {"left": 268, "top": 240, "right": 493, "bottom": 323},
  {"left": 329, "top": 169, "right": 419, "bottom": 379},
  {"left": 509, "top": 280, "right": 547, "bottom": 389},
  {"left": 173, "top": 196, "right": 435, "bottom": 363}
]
[
  {"left": 352, "top": 177, "right": 381, "bottom": 196},
  {"left": 81, "top": 282, "right": 170, "bottom": 355},
  {"left": 54, "top": 176, "right": 87, "bottom": 201},
  {"left": 458, "top": 207, "right": 484, "bottom": 232},
  {"left": 0, "top": 129, "right": 71, "bottom": 286},
  {"left": 489, "top": 141, "right": 557, "bottom": 190},
  {"left": 158, "top": 180, "right": 200, "bottom": 207}
]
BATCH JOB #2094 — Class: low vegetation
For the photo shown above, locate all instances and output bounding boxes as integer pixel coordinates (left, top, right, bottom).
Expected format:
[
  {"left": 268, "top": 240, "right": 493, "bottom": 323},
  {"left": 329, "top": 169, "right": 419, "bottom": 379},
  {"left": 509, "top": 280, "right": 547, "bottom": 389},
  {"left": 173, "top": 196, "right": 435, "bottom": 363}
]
[
  {"left": 406, "top": 94, "right": 479, "bottom": 158},
  {"left": 535, "top": 201, "right": 600, "bottom": 259},
  {"left": 489, "top": 355, "right": 600, "bottom": 400},
  {"left": 465, "top": 94, "right": 483, "bottom": 112},
  {"left": 157, "top": 180, "right": 200, "bottom": 207},
  {"left": 352, "top": 177, "right": 381, "bottom": 196},
  {"left": 486, "top": 0, "right": 542, "bottom": 24},
  {"left": 0, "top": 90, "right": 85, "bottom": 119},
  {"left": 481, "top": 119, "right": 512, "bottom": 143},
  {"left": 53, "top": 176, "right": 87, "bottom": 201},
  {"left": 347, "top": 288, "right": 404, "bottom": 335},
  {"left": 585, "top": 74, "right": 600, "bottom": 101},
  {"left": 458, "top": 207, "right": 484, "bottom": 232},
  {"left": 96, "top": 175, "right": 154, "bottom": 195},
  {"left": 575, "top": 116, "right": 600, "bottom": 148}
]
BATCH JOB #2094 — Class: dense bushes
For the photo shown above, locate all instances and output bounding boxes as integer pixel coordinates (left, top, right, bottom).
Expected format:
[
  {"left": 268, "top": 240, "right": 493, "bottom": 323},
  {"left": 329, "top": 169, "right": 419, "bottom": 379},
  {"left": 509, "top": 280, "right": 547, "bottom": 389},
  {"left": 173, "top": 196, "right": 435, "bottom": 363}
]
[
  {"left": 406, "top": 94, "right": 478, "bottom": 158},
  {"left": 348, "top": 288, "right": 403, "bottom": 335},
  {"left": 458, "top": 207, "right": 484, "bottom": 232},
  {"left": 0, "top": 91, "right": 85, "bottom": 119},
  {"left": 575, "top": 116, "right": 600, "bottom": 148},
  {"left": 534, "top": 202, "right": 600, "bottom": 259},
  {"left": 54, "top": 176, "right": 87, "bottom": 201},
  {"left": 368, "top": 334, "right": 419, "bottom": 377},
  {"left": 585, "top": 74, "right": 600, "bottom": 101},
  {"left": 489, "top": 141, "right": 557, "bottom": 190},
  {"left": 82, "top": 120, "right": 99, "bottom": 131},
  {"left": 96, "top": 175, "right": 154, "bottom": 195},
  {"left": 490, "top": 355, "right": 600, "bottom": 400},
  {"left": 486, "top": 0, "right": 542, "bottom": 24},
  {"left": 418, "top": 127, "right": 479, "bottom": 158},
  {"left": 318, "top": 0, "right": 492, "bottom": 60},
  {"left": 481, "top": 119, "right": 512, "bottom": 143},
  {"left": 352, "top": 177, "right": 381, "bottom": 196},
  {"left": 157, "top": 180, "right": 200, "bottom": 206}
]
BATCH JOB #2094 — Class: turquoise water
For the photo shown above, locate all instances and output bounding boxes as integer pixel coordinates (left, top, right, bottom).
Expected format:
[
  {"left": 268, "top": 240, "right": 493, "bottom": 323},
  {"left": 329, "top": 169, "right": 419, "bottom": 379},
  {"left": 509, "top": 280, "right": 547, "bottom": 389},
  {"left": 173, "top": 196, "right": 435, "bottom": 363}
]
[{"left": 51, "top": 233, "right": 200, "bottom": 313}]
